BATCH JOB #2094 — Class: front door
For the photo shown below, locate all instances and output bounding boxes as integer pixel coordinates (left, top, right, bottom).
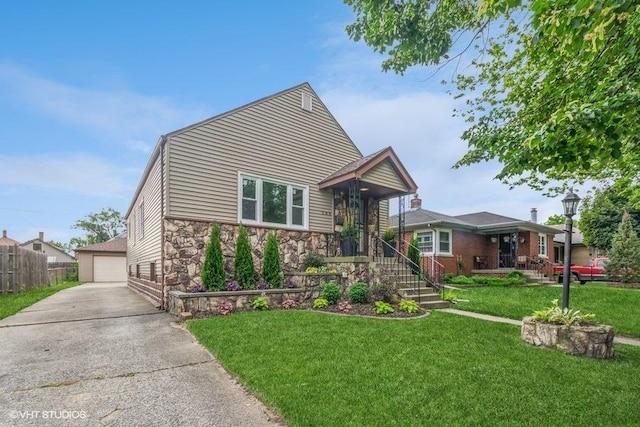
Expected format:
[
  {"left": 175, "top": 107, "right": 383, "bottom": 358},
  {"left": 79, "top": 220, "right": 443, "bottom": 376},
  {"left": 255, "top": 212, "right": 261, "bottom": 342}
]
[{"left": 499, "top": 233, "right": 516, "bottom": 267}]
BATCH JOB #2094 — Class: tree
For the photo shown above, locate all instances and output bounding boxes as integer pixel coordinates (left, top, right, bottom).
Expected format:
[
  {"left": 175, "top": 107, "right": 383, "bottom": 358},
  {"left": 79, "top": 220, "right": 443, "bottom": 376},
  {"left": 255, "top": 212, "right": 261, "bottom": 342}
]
[
  {"left": 72, "top": 208, "right": 125, "bottom": 248},
  {"left": 579, "top": 183, "right": 640, "bottom": 250},
  {"left": 605, "top": 211, "right": 640, "bottom": 283},
  {"left": 262, "top": 231, "right": 282, "bottom": 289},
  {"left": 201, "top": 222, "right": 226, "bottom": 291},
  {"left": 346, "top": 0, "right": 640, "bottom": 197},
  {"left": 407, "top": 236, "right": 421, "bottom": 274},
  {"left": 233, "top": 224, "right": 255, "bottom": 289},
  {"left": 48, "top": 240, "right": 72, "bottom": 255},
  {"left": 544, "top": 215, "right": 567, "bottom": 226}
]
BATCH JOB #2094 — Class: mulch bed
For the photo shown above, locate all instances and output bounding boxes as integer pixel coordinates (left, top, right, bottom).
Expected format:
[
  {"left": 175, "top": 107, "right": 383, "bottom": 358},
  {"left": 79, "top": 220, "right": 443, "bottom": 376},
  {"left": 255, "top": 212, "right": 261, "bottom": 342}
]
[{"left": 301, "top": 302, "right": 428, "bottom": 319}]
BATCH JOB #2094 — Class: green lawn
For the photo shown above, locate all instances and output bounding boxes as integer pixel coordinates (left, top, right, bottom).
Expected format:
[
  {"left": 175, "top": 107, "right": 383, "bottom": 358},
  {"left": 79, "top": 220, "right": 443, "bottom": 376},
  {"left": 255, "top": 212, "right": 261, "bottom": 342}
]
[
  {"left": 188, "top": 310, "right": 640, "bottom": 427},
  {"left": 454, "top": 284, "right": 640, "bottom": 337},
  {"left": 0, "top": 281, "right": 82, "bottom": 320}
]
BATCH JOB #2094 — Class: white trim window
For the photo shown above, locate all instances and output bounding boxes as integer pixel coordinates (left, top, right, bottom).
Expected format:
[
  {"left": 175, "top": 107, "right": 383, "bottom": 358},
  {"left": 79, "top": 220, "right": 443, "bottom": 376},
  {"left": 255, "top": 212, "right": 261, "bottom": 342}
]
[
  {"left": 137, "top": 201, "right": 145, "bottom": 240},
  {"left": 239, "top": 173, "right": 309, "bottom": 229},
  {"left": 415, "top": 229, "right": 452, "bottom": 255},
  {"left": 538, "top": 233, "right": 548, "bottom": 257}
]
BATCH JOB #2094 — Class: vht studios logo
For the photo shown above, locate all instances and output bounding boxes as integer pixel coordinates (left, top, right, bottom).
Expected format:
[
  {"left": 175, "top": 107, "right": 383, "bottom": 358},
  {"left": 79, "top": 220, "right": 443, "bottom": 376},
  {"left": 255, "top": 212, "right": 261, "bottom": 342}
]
[{"left": 9, "top": 410, "right": 87, "bottom": 419}]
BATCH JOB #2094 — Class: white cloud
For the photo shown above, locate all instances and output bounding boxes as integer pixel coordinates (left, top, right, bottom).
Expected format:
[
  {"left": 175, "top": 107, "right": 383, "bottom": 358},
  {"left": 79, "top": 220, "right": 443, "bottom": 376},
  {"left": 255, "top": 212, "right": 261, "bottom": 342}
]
[
  {"left": 0, "top": 153, "right": 131, "bottom": 198},
  {"left": 0, "top": 63, "right": 205, "bottom": 150}
]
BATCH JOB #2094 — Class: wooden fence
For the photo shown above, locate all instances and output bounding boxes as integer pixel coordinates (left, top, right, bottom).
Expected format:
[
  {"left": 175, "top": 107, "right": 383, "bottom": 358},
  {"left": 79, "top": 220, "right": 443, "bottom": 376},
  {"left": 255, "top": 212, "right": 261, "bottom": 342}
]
[{"left": 1, "top": 245, "right": 50, "bottom": 294}]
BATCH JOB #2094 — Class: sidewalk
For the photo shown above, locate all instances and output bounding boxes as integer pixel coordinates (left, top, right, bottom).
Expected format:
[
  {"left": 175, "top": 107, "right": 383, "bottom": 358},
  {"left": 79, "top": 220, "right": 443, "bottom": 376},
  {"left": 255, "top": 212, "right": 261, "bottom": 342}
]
[{"left": 441, "top": 308, "right": 640, "bottom": 347}]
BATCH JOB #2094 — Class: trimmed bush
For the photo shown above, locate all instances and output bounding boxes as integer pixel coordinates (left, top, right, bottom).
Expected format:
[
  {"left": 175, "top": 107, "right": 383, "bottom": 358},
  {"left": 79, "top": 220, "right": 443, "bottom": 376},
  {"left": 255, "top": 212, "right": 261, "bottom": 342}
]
[
  {"left": 369, "top": 282, "right": 395, "bottom": 303},
  {"left": 320, "top": 282, "right": 341, "bottom": 305},
  {"left": 201, "top": 222, "right": 226, "bottom": 291},
  {"left": 349, "top": 282, "right": 369, "bottom": 304},
  {"left": 262, "top": 231, "right": 282, "bottom": 288},
  {"left": 233, "top": 224, "right": 255, "bottom": 289},
  {"left": 302, "top": 253, "right": 326, "bottom": 270},
  {"left": 407, "top": 236, "right": 421, "bottom": 274}
]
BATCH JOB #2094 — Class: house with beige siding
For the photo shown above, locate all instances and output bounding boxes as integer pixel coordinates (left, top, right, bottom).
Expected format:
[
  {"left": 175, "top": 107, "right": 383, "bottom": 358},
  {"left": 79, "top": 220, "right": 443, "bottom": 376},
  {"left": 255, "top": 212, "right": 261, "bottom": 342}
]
[
  {"left": 19, "top": 232, "right": 75, "bottom": 263},
  {"left": 126, "top": 83, "right": 417, "bottom": 308}
]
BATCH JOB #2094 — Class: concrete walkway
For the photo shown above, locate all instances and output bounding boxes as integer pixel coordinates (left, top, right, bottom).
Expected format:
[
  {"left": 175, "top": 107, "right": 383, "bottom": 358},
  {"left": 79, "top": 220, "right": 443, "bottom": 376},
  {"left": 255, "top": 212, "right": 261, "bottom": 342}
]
[
  {"left": 441, "top": 308, "right": 640, "bottom": 347},
  {"left": 0, "top": 283, "right": 283, "bottom": 427}
]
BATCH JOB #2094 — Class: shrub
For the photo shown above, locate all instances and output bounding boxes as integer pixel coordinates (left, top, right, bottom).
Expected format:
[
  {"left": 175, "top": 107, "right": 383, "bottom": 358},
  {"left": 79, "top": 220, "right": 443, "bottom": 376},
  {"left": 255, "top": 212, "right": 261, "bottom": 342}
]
[
  {"left": 262, "top": 231, "right": 282, "bottom": 288},
  {"left": 373, "top": 301, "right": 394, "bottom": 315},
  {"left": 321, "top": 282, "right": 342, "bottom": 305},
  {"left": 407, "top": 236, "right": 421, "bottom": 274},
  {"left": 218, "top": 300, "right": 233, "bottom": 315},
  {"left": 369, "top": 282, "right": 395, "bottom": 303},
  {"left": 302, "top": 253, "right": 326, "bottom": 270},
  {"left": 507, "top": 270, "right": 525, "bottom": 280},
  {"left": 313, "top": 298, "right": 329, "bottom": 309},
  {"left": 257, "top": 280, "right": 269, "bottom": 290},
  {"left": 338, "top": 301, "right": 352, "bottom": 312},
  {"left": 233, "top": 224, "right": 255, "bottom": 289},
  {"left": 250, "top": 296, "right": 269, "bottom": 310},
  {"left": 448, "top": 275, "right": 475, "bottom": 285},
  {"left": 443, "top": 273, "right": 454, "bottom": 283},
  {"left": 532, "top": 299, "right": 596, "bottom": 326},
  {"left": 281, "top": 299, "right": 297, "bottom": 309},
  {"left": 470, "top": 275, "right": 489, "bottom": 285},
  {"left": 349, "top": 282, "right": 369, "bottom": 304},
  {"left": 187, "top": 283, "right": 206, "bottom": 293},
  {"left": 399, "top": 299, "right": 419, "bottom": 313},
  {"left": 201, "top": 222, "right": 226, "bottom": 291},
  {"left": 224, "top": 281, "right": 241, "bottom": 291}
]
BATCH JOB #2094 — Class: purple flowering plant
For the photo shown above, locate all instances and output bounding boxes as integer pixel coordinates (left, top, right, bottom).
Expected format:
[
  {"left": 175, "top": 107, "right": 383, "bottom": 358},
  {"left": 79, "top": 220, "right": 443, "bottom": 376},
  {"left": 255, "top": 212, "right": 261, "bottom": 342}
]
[
  {"left": 187, "top": 284, "right": 206, "bottom": 293},
  {"left": 218, "top": 301, "right": 233, "bottom": 315},
  {"left": 257, "top": 280, "right": 269, "bottom": 290},
  {"left": 224, "top": 281, "right": 241, "bottom": 291}
]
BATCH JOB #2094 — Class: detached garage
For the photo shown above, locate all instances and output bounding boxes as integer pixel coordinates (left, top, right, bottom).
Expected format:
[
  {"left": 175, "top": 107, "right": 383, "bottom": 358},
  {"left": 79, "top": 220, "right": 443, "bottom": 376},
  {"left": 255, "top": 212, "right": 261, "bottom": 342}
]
[{"left": 76, "top": 236, "right": 127, "bottom": 282}]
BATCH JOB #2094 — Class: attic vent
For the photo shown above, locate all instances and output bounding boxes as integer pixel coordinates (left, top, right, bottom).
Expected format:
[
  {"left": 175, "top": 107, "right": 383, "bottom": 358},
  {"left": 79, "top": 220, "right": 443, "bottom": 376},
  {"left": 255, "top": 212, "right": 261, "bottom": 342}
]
[{"left": 301, "top": 92, "right": 313, "bottom": 112}]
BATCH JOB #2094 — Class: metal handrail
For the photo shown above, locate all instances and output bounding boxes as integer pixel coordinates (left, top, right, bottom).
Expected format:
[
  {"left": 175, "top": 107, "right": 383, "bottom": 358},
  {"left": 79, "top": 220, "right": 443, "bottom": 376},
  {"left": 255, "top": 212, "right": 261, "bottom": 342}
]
[{"left": 401, "top": 238, "right": 445, "bottom": 286}]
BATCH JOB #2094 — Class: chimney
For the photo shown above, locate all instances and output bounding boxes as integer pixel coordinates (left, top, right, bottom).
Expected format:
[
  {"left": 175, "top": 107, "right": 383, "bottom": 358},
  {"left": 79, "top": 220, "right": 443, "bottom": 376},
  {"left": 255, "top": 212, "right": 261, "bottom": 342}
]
[
  {"left": 530, "top": 208, "right": 538, "bottom": 224},
  {"left": 38, "top": 231, "right": 44, "bottom": 242},
  {"left": 2, "top": 230, "right": 6, "bottom": 238},
  {"left": 411, "top": 194, "right": 422, "bottom": 210}
]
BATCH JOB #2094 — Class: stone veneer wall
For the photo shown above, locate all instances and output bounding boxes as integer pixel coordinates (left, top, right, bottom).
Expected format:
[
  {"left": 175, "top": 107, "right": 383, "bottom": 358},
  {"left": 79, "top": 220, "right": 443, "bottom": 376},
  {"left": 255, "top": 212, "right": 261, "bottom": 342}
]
[{"left": 163, "top": 218, "right": 330, "bottom": 295}]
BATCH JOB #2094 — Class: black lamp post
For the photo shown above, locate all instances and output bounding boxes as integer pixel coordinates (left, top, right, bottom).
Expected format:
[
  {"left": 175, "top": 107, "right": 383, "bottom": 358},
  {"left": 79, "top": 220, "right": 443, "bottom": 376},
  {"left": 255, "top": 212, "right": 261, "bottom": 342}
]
[{"left": 561, "top": 190, "right": 581, "bottom": 309}]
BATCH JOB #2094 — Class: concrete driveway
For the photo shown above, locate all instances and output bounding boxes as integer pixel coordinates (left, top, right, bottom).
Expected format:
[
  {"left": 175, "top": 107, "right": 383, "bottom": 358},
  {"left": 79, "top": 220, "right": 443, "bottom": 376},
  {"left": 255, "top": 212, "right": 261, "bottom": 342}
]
[{"left": 0, "top": 283, "right": 282, "bottom": 427}]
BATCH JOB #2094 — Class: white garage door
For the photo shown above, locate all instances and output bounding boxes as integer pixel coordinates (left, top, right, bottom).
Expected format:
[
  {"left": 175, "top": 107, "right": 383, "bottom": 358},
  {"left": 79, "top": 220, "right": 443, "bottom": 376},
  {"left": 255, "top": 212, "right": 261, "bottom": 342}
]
[{"left": 93, "top": 256, "right": 127, "bottom": 282}]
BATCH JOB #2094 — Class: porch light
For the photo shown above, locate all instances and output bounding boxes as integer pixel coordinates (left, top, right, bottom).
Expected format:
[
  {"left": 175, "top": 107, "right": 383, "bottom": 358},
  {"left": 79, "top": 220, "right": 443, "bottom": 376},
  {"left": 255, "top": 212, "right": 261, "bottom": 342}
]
[{"left": 561, "top": 189, "right": 581, "bottom": 309}]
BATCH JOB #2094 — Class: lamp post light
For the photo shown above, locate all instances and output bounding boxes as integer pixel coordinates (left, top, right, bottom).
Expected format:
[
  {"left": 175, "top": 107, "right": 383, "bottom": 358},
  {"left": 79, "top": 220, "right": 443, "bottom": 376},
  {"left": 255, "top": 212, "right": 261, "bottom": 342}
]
[{"left": 561, "top": 190, "right": 581, "bottom": 309}]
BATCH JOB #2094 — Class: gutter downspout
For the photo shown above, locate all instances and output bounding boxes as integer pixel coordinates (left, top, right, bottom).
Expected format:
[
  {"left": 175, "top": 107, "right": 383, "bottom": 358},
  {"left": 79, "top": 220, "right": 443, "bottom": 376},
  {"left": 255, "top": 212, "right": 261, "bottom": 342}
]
[{"left": 160, "top": 135, "right": 167, "bottom": 310}]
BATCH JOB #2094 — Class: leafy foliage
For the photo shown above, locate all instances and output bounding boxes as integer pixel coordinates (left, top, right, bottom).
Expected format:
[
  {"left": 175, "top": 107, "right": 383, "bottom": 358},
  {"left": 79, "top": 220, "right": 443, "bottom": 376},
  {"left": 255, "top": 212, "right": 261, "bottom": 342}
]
[
  {"left": 313, "top": 298, "right": 329, "bottom": 309},
  {"left": 320, "top": 282, "right": 342, "bottom": 305},
  {"left": 443, "top": 290, "right": 458, "bottom": 302},
  {"left": 369, "top": 282, "right": 395, "bottom": 303},
  {"left": 250, "top": 296, "right": 269, "bottom": 311},
  {"left": 218, "top": 301, "right": 234, "bottom": 316},
  {"left": 202, "top": 222, "right": 226, "bottom": 291},
  {"left": 71, "top": 207, "right": 125, "bottom": 249},
  {"left": 349, "top": 282, "right": 369, "bottom": 304},
  {"left": 346, "top": 0, "right": 640, "bottom": 197},
  {"left": 446, "top": 274, "right": 525, "bottom": 287},
  {"left": 382, "top": 228, "right": 396, "bottom": 243},
  {"left": 233, "top": 224, "right": 255, "bottom": 289},
  {"left": 281, "top": 299, "right": 298, "bottom": 309},
  {"left": 262, "top": 231, "right": 282, "bottom": 289},
  {"left": 407, "top": 236, "right": 421, "bottom": 274},
  {"left": 302, "top": 253, "right": 326, "bottom": 270},
  {"left": 187, "top": 284, "right": 206, "bottom": 293},
  {"left": 224, "top": 281, "right": 241, "bottom": 292},
  {"left": 580, "top": 182, "right": 640, "bottom": 250},
  {"left": 532, "top": 299, "right": 596, "bottom": 326},
  {"left": 543, "top": 214, "right": 568, "bottom": 226},
  {"left": 373, "top": 301, "right": 394, "bottom": 315},
  {"left": 399, "top": 299, "right": 419, "bottom": 313},
  {"left": 338, "top": 301, "right": 352, "bottom": 312},
  {"left": 605, "top": 211, "right": 640, "bottom": 283}
]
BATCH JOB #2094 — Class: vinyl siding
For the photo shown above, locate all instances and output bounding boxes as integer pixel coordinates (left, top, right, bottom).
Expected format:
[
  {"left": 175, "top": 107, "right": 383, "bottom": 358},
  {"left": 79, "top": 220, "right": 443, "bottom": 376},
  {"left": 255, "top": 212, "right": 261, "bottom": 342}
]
[
  {"left": 77, "top": 252, "right": 93, "bottom": 282},
  {"left": 127, "top": 152, "right": 163, "bottom": 279},
  {"left": 362, "top": 160, "right": 408, "bottom": 192},
  {"left": 379, "top": 199, "right": 389, "bottom": 231},
  {"left": 166, "top": 86, "right": 362, "bottom": 232}
]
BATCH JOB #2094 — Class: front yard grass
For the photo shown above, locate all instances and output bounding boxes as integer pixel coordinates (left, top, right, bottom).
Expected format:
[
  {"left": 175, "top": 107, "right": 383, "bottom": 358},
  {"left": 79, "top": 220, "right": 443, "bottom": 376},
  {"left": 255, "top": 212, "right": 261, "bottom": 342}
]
[
  {"left": 0, "top": 281, "right": 82, "bottom": 320},
  {"left": 454, "top": 284, "right": 640, "bottom": 337},
  {"left": 188, "top": 310, "right": 640, "bottom": 427}
]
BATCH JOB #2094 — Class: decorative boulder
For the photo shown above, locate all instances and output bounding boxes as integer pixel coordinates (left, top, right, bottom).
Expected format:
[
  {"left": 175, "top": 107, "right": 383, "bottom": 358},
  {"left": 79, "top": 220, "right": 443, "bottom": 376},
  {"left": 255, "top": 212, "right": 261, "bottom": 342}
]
[{"left": 521, "top": 317, "right": 614, "bottom": 359}]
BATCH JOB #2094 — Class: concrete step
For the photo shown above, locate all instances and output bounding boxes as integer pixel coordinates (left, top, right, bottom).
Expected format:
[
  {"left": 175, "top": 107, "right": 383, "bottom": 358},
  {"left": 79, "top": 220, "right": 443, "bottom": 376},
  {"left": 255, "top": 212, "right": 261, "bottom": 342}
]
[
  {"left": 419, "top": 299, "right": 450, "bottom": 309},
  {"left": 400, "top": 291, "right": 443, "bottom": 302}
]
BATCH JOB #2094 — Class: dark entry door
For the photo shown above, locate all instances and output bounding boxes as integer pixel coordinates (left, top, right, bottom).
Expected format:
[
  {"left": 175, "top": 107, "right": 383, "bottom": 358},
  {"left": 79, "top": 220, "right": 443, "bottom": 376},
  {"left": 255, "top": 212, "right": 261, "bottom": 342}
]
[{"left": 499, "top": 233, "right": 516, "bottom": 267}]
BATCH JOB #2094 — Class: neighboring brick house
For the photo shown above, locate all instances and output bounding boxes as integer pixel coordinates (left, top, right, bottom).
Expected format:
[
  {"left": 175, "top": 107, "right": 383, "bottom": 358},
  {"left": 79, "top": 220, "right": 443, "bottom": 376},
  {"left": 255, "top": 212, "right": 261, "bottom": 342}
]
[
  {"left": 126, "top": 83, "right": 417, "bottom": 308},
  {"left": 391, "top": 195, "right": 560, "bottom": 277}
]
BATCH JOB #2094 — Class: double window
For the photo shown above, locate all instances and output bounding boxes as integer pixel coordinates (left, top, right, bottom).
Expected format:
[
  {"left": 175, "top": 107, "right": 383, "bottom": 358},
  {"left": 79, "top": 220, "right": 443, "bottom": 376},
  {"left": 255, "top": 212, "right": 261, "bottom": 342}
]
[
  {"left": 415, "top": 229, "right": 452, "bottom": 255},
  {"left": 239, "top": 173, "right": 308, "bottom": 229}
]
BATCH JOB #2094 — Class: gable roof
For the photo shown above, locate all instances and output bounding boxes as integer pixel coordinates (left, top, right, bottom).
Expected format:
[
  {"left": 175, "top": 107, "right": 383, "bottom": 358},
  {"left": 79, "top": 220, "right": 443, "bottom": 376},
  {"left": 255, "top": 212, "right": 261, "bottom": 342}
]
[
  {"left": 454, "top": 211, "right": 524, "bottom": 226},
  {"left": 126, "top": 82, "right": 362, "bottom": 218},
  {"left": 0, "top": 230, "right": 19, "bottom": 246},
  {"left": 75, "top": 235, "right": 127, "bottom": 253},
  {"left": 318, "top": 146, "right": 418, "bottom": 198},
  {"left": 551, "top": 224, "right": 584, "bottom": 245}
]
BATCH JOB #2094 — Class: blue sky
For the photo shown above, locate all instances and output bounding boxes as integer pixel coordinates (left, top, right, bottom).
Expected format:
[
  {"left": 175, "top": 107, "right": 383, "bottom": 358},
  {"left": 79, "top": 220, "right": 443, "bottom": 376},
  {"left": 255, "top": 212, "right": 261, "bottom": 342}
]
[{"left": 0, "top": 1, "right": 569, "bottom": 246}]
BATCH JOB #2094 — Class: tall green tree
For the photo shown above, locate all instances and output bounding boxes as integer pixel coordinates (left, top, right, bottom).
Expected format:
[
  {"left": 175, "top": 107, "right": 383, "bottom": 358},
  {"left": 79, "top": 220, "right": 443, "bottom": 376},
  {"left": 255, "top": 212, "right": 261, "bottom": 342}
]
[
  {"left": 233, "top": 224, "right": 255, "bottom": 289},
  {"left": 407, "top": 236, "right": 421, "bottom": 274},
  {"left": 71, "top": 207, "right": 125, "bottom": 249},
  {"left": 544, "top": 215, "right": 568, "bottom": 226},
  {"left": 579, "top": 183, "right": 640, "bottom": 250},
  {"left": 346, "top": 0, "right": 640, "bottom": 197},
  {"left": 605, "top": 211, "right": 640, "bottom": 283},
  {"left": 201, "top": 222, "right": 226, "bottom": 291},
  {"left": 262, "top": 231, "right": 282, "bottom": 289}
]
